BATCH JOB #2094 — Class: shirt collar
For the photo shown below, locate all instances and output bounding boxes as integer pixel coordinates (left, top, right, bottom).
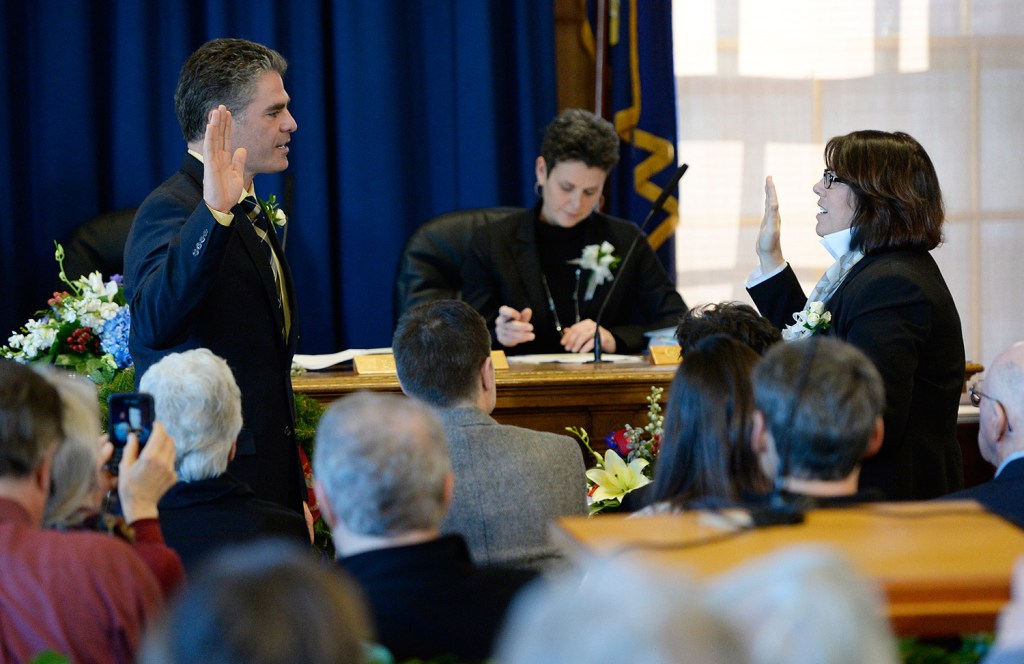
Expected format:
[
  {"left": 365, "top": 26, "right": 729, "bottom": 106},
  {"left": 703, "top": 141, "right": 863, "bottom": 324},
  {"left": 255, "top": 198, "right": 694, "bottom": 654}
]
[
  {"left": 186, "top": 149, "right": 256, "bottom": 203},
  {"left": 996, "top": 449, "right": 1024, "bottom": 477},
  {"left": 819, "top": 227, "right": 854, "bottom": 261}
]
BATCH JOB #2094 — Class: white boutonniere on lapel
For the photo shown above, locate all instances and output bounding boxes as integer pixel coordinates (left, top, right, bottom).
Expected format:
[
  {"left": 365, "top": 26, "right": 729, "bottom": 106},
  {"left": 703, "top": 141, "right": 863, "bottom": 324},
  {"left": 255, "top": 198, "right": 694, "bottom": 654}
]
[
  {"left": 259, "top": 194, "right": 288, "bottom": 228},
  {"left": 568, "top": 241, "right": 621, "bottom": 301},
  {"left": 782, "top": 301, "right": 832, "bottom": 341}
]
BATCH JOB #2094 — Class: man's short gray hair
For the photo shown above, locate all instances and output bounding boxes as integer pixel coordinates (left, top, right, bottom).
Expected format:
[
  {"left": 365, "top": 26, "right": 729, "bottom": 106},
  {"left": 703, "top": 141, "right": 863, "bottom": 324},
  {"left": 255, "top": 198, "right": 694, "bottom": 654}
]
[
  {"left": 140, "top": 349, "right": 242, "bottom": 482},
  {"left": 709, "top": 546, "right": 899, "bottom": 664},
  {"left": 753, "top": 337, "right": 885, "bottom": 481},
  {"left": 497, "top": 557, "right": 746, "bottom": 664},
  {"left": 314, "top": 392, "right": 451, "bottom": 536}
]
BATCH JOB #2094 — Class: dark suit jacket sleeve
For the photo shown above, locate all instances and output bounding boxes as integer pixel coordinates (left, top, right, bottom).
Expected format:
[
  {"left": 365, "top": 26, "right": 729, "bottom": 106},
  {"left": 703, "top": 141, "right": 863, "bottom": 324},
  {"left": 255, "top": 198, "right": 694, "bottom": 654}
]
[
  {"left": 125, "top": 191, "right": 239, "bottom": 349},
  {"left": 461, "top": 228, "right": 506, "bottom": 344},
  {"left": 605, "top": 229, "right": 686, "bottom": 352},
  {"left": 746, "top": 264, "right": 808, "bottom": 330}
]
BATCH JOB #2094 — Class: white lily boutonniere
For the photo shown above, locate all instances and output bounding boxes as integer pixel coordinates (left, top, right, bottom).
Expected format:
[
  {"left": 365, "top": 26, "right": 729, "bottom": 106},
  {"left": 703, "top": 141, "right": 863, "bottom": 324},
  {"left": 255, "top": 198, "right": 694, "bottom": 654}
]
[
  {"left": 782, "top": 300, "right": 833, "bottom": 341},
  {"left": 568, "top": 241, "right": 621, "bottom": 301},
  {"left": 259, "top": 194, "right": 288, "bottom": 228},
  {"left": 585, "top": 449, "right": 652, "bottom": 504}
]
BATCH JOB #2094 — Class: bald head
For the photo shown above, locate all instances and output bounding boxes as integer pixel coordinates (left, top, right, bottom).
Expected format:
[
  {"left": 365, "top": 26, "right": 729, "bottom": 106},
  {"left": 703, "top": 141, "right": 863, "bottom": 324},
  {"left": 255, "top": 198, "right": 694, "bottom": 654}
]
[{"left": 977, "top": 342, "right": 1024, "bottom": 466}]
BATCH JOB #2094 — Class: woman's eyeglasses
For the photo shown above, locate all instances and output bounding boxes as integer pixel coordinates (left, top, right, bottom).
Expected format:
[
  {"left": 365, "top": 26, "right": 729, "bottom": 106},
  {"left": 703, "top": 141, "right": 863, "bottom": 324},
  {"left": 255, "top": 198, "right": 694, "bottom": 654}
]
[{"left": 823, "top": 170, "right": 845, "bottom": 189}]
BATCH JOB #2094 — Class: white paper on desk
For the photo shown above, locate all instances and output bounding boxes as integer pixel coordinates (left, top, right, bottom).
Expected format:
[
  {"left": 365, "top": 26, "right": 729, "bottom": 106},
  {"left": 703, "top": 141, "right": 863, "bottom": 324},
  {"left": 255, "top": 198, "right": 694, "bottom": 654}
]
[
  {"left": 506, "top": 353, "right": 645, "bottom": 365},
  {"left": 293, "top": 348, "right": 392, "bottom": 371}
]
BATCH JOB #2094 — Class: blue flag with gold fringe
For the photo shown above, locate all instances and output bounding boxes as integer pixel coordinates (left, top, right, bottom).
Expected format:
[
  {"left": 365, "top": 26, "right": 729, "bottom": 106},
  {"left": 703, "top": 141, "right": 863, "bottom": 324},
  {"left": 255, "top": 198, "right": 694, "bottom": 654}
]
[{"left": 586, "top": 0, "right": 679, "bottom": 279}]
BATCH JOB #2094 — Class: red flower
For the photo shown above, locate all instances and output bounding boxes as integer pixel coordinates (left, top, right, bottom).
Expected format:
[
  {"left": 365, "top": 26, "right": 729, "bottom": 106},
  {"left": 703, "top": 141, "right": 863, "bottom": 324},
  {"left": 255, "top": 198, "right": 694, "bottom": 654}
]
[{"left": 605, "top": 429, "right": 630, "bottom": 457}]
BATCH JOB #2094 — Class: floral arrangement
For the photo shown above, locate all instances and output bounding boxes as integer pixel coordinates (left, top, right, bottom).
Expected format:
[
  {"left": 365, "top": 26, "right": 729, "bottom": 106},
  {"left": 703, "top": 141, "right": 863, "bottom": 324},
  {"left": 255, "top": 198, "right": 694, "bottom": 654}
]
[
  {"left": 567, "top": 385, "right": 664, "bottom": 515},
  {"left": 1, "top": 243, "right": 131, "bottom": 384},
  {"left": 258, "top": 193, "right": 288, "bottom": 228},
  {"left": 782, "top": 300, "right": 832, "bottom": 341},
  {"left": 568, "top": 241, "right": 620, "bottom": 301}
]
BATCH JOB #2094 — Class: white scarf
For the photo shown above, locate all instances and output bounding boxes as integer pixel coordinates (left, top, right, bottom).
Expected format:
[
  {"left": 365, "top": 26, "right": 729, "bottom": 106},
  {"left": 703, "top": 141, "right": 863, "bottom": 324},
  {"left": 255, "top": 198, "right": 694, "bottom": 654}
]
[{"left": 781, "top": 229, "right": 864, "bottom": 341}]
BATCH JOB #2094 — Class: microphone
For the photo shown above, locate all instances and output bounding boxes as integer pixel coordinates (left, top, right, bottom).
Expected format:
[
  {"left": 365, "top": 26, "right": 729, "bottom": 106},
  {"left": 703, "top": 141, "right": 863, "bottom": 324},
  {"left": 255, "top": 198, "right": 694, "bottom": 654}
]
[{"left": 590, "top": 163, "right": 688, "bottom": 363}]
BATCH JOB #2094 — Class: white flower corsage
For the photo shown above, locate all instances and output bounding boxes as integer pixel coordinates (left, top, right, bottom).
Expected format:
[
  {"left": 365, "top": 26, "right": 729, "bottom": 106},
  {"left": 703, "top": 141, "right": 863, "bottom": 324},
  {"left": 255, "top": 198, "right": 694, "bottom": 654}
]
[
  {"left": 781, "top": 300, "right": 832, "bottom": 341},
  {"left": 568, "top": 241, "right": 620, "bottom": 301},
  {"left": 259, "top": 194, "right": 288, "bottom": 227}
]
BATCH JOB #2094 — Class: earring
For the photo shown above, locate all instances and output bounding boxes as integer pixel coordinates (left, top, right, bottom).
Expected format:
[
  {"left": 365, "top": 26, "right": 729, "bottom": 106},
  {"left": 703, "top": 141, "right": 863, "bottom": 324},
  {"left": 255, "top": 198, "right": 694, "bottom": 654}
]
[{"left": 534, "top": 182, "right": 543, "bottom": 197}]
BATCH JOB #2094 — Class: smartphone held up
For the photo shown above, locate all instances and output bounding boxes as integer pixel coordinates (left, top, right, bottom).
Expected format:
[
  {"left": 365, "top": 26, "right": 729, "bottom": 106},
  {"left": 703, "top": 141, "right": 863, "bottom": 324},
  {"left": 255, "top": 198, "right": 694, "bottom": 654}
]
[{"left": 107, "top": 392, "right": 154, "bottom": 475}]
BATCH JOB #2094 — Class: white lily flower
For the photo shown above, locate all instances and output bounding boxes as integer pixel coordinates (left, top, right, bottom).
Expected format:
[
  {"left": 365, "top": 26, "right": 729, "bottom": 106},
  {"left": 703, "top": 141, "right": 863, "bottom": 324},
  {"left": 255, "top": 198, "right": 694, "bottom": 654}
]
[{"left": 586, "top": 449, "right": 652, "bottom": 504}]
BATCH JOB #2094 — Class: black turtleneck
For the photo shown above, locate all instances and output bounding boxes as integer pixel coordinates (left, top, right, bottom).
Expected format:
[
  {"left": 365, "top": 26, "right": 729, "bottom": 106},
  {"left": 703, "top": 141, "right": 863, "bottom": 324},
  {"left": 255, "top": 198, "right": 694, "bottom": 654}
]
[{"left": 533, "top": 213, "right": 592, "bottom": 331}]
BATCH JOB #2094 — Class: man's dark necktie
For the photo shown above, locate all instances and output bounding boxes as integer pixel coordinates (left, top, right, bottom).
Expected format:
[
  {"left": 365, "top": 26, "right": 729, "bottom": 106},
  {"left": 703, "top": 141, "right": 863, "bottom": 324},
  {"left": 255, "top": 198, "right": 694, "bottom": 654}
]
[{"left": 240, "top": 196, "right": 286, "bottom": 337}]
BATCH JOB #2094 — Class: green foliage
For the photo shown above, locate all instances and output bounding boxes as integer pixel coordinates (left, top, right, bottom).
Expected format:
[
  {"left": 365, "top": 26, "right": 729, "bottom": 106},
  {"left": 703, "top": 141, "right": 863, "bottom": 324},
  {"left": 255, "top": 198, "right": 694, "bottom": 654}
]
[
  {"left": 96, "top": 366, "right": 136, "bottom": 432},
  {"left": 28, "top": 652, "right": 70, "bottom": 664},
  {"left": 293, "top": 392, "right": 326, "bottom": 460},
  {"left": 900, "top": 635, "right": 992, "bottom": 664}
]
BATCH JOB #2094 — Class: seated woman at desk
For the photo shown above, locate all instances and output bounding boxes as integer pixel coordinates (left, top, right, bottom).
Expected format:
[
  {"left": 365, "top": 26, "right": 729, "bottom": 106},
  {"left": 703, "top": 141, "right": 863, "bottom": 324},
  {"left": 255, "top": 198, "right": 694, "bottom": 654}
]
[{"left": 461, "top": 109, "right": 685, "bottom": 355}]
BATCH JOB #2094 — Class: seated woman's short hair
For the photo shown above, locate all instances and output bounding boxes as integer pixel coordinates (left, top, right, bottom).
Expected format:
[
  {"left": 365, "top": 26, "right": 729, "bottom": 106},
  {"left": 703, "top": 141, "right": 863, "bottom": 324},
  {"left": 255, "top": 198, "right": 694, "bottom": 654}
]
[{"left": 540, "top": 108, "right": 620, "bottom": 173}]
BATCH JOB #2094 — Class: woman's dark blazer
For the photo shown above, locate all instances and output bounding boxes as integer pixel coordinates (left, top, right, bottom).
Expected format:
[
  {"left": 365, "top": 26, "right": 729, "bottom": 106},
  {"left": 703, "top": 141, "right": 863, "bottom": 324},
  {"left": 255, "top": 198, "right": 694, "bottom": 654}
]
[
  {"left": 748, "top": 249, "right": 965, "bottom": 500},
  {"left": 461, "top": 207, "right": 686, "bottom": 354}
]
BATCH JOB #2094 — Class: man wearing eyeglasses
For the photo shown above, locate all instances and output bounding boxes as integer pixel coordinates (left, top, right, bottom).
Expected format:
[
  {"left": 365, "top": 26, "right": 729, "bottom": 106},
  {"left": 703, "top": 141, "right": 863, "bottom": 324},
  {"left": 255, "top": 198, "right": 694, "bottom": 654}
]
[{"left": 941, "top": 342, "right": 1024, "bottom": 528}]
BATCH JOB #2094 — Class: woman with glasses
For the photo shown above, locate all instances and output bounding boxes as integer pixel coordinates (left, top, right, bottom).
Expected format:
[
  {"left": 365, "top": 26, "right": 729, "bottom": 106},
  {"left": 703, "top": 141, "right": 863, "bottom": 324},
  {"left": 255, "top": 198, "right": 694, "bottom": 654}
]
[
  {"left": 745, "top": 130, "right": 965, "bottom": 501},
  {"left": 461, "top": 109, "right": 686, "bottom": 355}
]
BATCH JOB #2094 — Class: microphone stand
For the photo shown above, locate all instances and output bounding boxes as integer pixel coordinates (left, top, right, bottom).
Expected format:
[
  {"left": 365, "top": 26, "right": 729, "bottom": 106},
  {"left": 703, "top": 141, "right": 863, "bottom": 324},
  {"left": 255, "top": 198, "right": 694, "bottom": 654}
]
[{"left": 590, "top": 163, "right": 689, "bottom": 363}]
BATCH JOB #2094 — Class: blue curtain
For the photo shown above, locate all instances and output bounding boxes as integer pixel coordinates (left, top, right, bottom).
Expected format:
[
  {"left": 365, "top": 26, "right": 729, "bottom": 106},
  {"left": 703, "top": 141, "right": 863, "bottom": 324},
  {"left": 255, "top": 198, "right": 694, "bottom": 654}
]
[{"left": 0, "top": 1, "right": 556, "bottom": 352}]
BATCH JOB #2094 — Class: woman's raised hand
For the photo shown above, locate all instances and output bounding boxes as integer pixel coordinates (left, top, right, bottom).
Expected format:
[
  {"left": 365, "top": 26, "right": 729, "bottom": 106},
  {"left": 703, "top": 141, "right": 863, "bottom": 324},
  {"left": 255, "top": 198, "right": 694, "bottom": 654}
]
[{"left": 756, "top": 176, "right": 786, "bottom": 273}]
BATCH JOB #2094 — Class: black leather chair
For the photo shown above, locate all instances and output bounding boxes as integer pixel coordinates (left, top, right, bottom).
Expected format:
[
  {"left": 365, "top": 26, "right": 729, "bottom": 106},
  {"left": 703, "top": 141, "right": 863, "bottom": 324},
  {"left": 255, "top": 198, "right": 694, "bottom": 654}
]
[
  {"left": 58, "top": 208, "right": 137, "bottom": 284},
  {"left": 393, "top": 207, "right": 524, "bottom": 323}
]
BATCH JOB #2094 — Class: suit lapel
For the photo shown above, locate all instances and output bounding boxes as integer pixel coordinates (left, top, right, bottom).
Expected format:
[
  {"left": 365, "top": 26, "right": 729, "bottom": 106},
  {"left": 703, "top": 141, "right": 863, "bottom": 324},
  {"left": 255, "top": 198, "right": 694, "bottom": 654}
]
[{"left": 511, "top": 214, "right": 552, "bottom": 326}]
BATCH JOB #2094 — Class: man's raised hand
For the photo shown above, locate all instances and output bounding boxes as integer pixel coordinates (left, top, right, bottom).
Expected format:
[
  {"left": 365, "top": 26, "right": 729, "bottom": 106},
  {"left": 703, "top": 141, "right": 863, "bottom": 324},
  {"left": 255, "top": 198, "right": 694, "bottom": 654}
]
[{"left": 203, "top": 105, "right": 247, "bottom": 213}]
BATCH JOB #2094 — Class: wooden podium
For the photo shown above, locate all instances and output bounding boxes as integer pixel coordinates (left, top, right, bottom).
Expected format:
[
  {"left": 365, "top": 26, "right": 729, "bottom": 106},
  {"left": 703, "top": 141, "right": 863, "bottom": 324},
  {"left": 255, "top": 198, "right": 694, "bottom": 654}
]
[
  {"left": 553, "top": 501, "right": 1024, "bottom": 636},
  {"left": 292, "top": 360, "right": 678, "bottom": 443}
]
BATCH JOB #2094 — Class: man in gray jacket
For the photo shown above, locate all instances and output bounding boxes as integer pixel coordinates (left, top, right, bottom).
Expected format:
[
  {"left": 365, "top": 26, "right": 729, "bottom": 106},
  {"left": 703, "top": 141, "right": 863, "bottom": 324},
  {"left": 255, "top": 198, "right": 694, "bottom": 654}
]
[{"left": 393, "top": 299, "right": 587, "bottom": 570}]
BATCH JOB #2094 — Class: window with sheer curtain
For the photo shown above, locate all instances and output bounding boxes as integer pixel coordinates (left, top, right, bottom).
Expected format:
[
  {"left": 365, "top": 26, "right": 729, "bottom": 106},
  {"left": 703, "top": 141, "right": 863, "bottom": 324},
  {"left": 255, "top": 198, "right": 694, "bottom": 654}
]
[{"left": 672, "top": 0, "right": 1024, "bottom": 366}]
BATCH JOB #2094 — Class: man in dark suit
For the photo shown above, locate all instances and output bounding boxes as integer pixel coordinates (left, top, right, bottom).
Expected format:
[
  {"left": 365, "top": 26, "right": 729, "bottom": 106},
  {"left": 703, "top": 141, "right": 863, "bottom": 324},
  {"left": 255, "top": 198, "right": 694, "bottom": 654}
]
[
  {"left": 139, "top": 349, "right": 310, "bottom": 571},
  {"left": 942, "top": 342, "right": 1024, "bottom": 528},
  {"left": 393, "top": 299, "right": 586, "bottom": 570},
  {"left": 124, "top": 39, "right": 305, "bottom": 516},
  {"left": 314, "top": 392, "right": 536, "bottom": 663}
]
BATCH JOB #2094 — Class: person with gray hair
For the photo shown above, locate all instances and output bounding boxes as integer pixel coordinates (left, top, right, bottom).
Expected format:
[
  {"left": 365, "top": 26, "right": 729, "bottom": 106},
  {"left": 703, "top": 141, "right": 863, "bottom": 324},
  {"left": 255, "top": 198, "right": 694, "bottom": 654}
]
[
  {"left": 708, "top": 546, "right": 899, "bottom": 664},
  {"left": 941, "top": 341, "right": 1024, "bottom": 527},
  {"left": 496, "top": 557, "right": 747, "bottom": 664},
  {"left": 751, "top": 337, "right": 886, "bottom": 504},
  {"left": 141, "top": 348, "right": 309, "bottom": 572},
  {"left": 393, "top": 299, "right": 586, "bottom": 569},
  {"left": 0, "top": 359, "right": 176, "bottom": 663},
  {"left": 40, "top": 369, "right": 185, "bottom": 596},
  {"left": 315, "top": 391, "right": 536, "bottom": 663}
]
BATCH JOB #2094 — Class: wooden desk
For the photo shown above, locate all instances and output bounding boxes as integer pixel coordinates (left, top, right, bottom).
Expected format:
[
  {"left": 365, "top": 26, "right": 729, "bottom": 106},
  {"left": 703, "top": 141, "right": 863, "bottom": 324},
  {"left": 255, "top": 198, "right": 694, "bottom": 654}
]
[
  {"left": 553, "top": 502, "right": 1024, "bottom": 636},
  {"left": 293, "top": 360, "right": 677, "bottom": 443}
]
